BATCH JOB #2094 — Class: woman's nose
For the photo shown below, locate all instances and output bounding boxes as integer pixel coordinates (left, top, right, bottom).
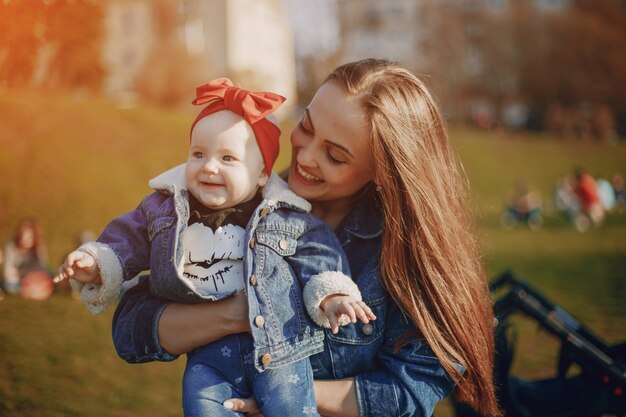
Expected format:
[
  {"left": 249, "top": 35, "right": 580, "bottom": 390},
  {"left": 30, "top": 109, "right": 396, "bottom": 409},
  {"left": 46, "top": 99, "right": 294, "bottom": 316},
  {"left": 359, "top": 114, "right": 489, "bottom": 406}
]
[{"left": 296, "top": 140, "right": 319, "bottom": 168}]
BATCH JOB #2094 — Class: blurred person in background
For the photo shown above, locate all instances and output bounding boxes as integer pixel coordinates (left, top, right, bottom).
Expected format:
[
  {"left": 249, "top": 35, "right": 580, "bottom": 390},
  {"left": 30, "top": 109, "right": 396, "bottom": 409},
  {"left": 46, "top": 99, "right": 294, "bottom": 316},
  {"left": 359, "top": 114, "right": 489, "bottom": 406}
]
[
  {"left": 554, "top": 171, "right": 583, "bottom": 229},
  {"left": 87, "top": 59, "right": 498, "bottom": 417},
  {"left": 501, "top": 179, "right": 543, "bottom": 230},
  {"left": 596, "top": 176, "right": 616, "bottom": 214},
  {"left": 574, "top": 167, "right": 605, "bottom": 231},
  {"left": 611, "top": 173, "right": 626, "bottom": 212},
  {"left": 2, "top": 218, "right": 53, "bottom": 300}
]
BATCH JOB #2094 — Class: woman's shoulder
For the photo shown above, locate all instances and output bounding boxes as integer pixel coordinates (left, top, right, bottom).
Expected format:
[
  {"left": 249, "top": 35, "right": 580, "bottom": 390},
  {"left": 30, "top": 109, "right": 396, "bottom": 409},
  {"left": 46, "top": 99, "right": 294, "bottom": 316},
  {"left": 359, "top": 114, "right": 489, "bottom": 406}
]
[{"left": 340, "top": 186, "right": 383, "bottom": 239}]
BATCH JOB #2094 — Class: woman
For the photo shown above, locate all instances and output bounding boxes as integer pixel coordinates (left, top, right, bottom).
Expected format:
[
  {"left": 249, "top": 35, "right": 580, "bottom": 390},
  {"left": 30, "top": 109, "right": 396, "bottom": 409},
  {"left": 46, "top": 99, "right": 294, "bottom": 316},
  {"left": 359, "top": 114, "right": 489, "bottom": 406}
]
[{"left": 110, "top": 59, "right": 499, "bottom": 416}]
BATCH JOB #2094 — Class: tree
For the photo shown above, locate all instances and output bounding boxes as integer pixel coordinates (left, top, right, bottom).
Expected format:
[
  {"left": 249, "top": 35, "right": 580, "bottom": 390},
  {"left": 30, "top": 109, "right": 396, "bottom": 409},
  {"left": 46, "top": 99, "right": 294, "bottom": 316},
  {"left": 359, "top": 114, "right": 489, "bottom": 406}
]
[
  {"left": 418, "top": 0, "right": 626, "bottom": 137},
  {"left": 519, "top": 0, "right": 626, "bottom": 137},
  {"left": 0, "top": 0, "right": 104, "bottom": 91},
  {"left": 44, "top": 0, "right": 104, "bottom": 90},
  {"left": 0, "top": 0, "right": 46, "bottom": 87}
]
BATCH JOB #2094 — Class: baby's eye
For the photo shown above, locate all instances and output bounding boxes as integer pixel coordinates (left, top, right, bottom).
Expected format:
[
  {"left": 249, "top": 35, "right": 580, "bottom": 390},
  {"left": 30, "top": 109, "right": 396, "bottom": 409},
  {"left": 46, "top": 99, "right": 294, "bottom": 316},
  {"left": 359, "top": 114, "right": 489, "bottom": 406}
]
[
  {"left": 222, "top": 155, "right": 235, "bottom": 162},
  {"left": 192, "top": 151, "right": 204, "bottom": 159}
]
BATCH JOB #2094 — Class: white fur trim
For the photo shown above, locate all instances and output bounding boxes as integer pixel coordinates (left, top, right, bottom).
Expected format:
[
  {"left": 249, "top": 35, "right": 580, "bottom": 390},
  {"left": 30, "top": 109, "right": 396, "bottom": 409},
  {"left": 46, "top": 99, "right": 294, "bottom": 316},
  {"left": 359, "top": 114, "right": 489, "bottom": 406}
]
[
  {"left": 262, "top": 174, "right": 311, "bottom": 212},
  {"left": 70, "top": 242, "right": 124, "bottom": 315},
  {"left": 303, "top": 271, "right": 362, "bottom": 328},
  {"left": 148, "top": 164, "right": 187, "bottom": 193}
]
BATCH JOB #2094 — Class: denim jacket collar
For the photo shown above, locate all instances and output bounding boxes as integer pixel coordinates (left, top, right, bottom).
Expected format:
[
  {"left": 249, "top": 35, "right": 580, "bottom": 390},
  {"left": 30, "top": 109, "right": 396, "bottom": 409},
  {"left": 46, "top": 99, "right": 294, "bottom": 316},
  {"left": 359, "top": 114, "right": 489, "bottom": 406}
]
[
  {"left": 341, "top": 187, "right": 383, "bottom": 239},
  {"left": 148, "top": 164, "right": 311, "bottom": 213}
]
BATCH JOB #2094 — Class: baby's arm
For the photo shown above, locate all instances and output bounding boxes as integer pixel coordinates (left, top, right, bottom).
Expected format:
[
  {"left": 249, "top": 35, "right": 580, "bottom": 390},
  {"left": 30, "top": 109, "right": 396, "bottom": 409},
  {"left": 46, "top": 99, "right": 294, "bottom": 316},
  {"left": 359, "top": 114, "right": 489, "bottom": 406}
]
[
  {"left": 320, "top": 294, "right": 376, "bottom": 335},
  {"left": 54, "top": 250, "right": 102, "bottom": 285}
]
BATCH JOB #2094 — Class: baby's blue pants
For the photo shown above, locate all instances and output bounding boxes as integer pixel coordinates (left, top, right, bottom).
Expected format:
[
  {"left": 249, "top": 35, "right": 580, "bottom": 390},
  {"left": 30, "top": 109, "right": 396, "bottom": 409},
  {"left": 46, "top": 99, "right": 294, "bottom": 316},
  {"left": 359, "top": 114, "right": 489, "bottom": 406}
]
[{"left": 183, "top": 333, "right": 319, "bottom": 417}]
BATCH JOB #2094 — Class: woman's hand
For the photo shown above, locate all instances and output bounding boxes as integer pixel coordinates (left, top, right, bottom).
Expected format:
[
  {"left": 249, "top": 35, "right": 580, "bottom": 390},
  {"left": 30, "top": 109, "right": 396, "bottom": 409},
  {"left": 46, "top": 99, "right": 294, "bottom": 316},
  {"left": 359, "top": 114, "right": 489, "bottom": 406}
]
[
  {"left": 223, "top": 397, "right": 262, "bottom": 417},
  {"left": 159, "top": 291, "right": 250, "bottom": 355},
  {"left": 222, "top": 379, "right": 358, "bottom": 417}
]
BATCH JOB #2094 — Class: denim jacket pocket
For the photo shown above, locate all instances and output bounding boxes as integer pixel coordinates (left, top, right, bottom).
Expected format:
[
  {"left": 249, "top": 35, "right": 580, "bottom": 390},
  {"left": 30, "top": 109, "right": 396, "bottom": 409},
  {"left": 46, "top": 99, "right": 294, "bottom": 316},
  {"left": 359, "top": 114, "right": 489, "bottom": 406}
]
[
  {"left": 320, "top": 295, "right": 386, "bottom": 379},
  {"left": 255, "top": 230, "right": 298, "bottom": 257}
]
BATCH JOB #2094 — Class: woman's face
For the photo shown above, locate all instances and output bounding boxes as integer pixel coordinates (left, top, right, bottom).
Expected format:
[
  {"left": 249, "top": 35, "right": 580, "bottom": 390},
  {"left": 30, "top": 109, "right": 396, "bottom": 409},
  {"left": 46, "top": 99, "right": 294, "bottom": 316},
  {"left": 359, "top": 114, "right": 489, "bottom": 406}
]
[
  {"left": 18, "top": 226, "right": 35, "bottom": 249},
  {"left": 288, "top": 82, "right": 374, "bottom": 205}
]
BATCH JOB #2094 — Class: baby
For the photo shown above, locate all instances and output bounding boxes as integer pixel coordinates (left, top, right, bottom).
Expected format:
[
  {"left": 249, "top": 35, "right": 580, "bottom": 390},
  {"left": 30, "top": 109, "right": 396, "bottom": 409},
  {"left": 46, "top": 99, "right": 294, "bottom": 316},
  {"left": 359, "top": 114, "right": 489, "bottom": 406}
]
[{"left": 55, "top": 78, "right": 375, "bottom": 417}]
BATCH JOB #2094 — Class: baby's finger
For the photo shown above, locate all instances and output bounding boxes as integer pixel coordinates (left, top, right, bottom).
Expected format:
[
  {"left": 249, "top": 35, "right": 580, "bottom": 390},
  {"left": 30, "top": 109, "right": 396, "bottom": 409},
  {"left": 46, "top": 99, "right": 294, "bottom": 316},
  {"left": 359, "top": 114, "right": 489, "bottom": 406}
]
[
  {"left": 343, "top": 302, "right": 357, "bottom": 323},
  {"left": 353, "top": 304, "right": 371, "bottom": 324},
  {"left": 328, "top": 314, "right": 340, "bottom": 334},
  {"left": 67, "top": 251, "right": 82, "bottom": 262},
  {"left": 53, "top": 270, "right": 70, "bottom": 283},
  {"left": 76, "top": 255, "right": 95, "bottom": 269},
  {"left": 54, "top": 265, "right": 72, "bottom": 282},
  {"left": 357, "top": 301, "right": 377, "bottom": 321}
]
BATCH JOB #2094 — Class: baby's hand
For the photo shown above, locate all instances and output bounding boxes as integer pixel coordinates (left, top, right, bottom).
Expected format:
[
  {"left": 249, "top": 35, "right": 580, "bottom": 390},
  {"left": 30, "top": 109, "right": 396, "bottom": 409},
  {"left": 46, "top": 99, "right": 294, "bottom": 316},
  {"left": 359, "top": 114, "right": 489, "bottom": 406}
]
[
  {"left": 53, "top": 251, "right": 101, "bottom": 284},
  {"left": 320, "top": 294, "right": 377, "bottom": 334}
]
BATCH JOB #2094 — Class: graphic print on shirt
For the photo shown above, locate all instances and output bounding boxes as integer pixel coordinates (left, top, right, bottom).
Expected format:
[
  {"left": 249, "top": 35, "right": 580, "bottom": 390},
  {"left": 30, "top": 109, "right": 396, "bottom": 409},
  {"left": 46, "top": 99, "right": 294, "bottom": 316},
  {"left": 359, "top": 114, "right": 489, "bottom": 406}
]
[{"left": 181, "top": 222, "right": 245, "bottom": 297}]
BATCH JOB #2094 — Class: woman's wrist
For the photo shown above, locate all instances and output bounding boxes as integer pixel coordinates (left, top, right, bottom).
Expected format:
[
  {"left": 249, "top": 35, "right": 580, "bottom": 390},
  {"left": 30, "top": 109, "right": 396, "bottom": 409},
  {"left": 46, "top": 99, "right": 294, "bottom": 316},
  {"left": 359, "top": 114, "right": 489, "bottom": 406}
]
[
  {"left": 158, "top": 293, "right": 250, "bottom": 355},
  {"left": 314, "top": 378, "right": 359, "bottom": 417}
]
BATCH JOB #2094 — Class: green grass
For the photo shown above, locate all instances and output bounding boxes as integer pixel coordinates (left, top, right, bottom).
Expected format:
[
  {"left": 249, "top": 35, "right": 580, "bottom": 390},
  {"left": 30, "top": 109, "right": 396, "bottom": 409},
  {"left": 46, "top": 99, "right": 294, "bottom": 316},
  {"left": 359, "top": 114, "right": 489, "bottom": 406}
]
[
  {"left": 0, "top": 295, "right": 185, "bottom": 417},
  {"left": 1, "top": 91, "right": 625, "bottom": 416}
]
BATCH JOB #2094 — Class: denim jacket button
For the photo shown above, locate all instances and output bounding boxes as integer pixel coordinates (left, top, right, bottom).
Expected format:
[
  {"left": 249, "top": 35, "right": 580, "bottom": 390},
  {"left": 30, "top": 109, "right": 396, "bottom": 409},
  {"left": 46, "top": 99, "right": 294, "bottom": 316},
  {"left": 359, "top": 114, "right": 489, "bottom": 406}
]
[
  {"left": 279, "top": 238, "right": 288, "bottom": 250},
  {"left": 249, "top": 238, "right": 255, "bottom": 249},
  {"left": 249, "top": 274, "right": 257, "bottom": 286},
  {"left": 260, "top": 207, "right": 270, "bottom": 217},
  {"left": 261, "top": 353, "right": 272, "bottom": 366},
  {"left": 362, "top": 323, "right": 374, "bottom": 336},
  {"left": 255, "top": 315, "right": 265, "bottom": 328}
]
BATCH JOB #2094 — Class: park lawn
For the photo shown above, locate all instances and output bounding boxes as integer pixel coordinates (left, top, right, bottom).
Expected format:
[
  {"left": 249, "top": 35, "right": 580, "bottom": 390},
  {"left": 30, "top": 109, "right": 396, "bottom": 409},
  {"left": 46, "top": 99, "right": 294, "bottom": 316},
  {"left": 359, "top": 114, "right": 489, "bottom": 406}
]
[{"left": 1, "top": 92, "right": 625, "bottom": 416}]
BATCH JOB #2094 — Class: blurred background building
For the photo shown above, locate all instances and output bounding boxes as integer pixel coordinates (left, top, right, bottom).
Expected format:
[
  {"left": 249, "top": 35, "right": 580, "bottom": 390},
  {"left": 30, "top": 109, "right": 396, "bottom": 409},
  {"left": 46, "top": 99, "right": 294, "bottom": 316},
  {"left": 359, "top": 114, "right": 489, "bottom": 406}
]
[
  {"left": 101, "top": 0, "right": 296, "bottom": 112},
  {"left": 1, "top": 0, "right": 624, "bottom": 139}
]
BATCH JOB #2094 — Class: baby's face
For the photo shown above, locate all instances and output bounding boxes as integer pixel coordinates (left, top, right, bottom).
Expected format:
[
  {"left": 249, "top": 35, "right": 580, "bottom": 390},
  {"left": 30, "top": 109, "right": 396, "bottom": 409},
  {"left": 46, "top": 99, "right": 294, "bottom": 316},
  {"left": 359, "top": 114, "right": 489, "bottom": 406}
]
[{"left": 185, "top": 111, "right": 268, "bottom": 210}]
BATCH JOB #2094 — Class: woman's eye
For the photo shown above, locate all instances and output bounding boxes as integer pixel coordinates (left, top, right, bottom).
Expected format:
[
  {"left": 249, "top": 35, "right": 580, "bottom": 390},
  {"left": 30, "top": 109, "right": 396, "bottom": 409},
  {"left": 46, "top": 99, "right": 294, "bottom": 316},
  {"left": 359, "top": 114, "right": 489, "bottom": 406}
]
[
  {"left": 297, "top": 120, "right": 311, "bottom": 134},
  {"left": 326, "top": 149, "right": 345, "bottom": 165}
]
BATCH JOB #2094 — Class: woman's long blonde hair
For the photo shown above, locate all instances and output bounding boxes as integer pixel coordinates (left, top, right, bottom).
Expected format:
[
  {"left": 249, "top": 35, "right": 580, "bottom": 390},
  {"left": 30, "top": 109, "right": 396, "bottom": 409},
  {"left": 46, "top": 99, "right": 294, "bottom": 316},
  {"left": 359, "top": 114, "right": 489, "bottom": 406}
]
[{"left": 326, "top": 59, "right": 499, "bottom": 416}]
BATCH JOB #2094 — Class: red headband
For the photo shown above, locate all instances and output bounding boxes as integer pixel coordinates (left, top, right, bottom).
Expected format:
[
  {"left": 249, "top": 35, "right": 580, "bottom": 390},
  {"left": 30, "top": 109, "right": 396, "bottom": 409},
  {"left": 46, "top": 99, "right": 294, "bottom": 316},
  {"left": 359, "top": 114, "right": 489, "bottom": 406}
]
[{"left": 191, "top": 78, "right": 286, "bottom": 176}]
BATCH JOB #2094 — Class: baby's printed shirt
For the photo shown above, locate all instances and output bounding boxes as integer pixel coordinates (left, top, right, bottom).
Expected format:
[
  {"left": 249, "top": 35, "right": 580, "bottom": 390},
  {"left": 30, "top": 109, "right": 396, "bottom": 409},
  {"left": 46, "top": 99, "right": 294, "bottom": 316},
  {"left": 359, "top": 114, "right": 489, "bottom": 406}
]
[{"left": 181, "top": 193, "right": 261, "bottom": 298}]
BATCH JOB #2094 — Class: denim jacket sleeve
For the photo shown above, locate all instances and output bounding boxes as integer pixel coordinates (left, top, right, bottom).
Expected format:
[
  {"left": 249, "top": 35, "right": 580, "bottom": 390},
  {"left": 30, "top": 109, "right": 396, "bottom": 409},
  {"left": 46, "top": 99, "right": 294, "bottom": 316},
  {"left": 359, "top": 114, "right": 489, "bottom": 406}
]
[
  {"left": 111, "top": 274, "right": 178, "bottom": 363},
  {"left": 354, "top": 301, "right": 457, "bottom": 417},
  {"left": 71, "top": 194, "right": 161, "bottom": 314},
  {"left": 285, "top": 215, "right": 357, "bottom": 327},
  {"left": 96, "top": 193, "right": 159, "bottom": 278},
  {"left": 287, "top": 215, "right": 351, "bottom": 280}
]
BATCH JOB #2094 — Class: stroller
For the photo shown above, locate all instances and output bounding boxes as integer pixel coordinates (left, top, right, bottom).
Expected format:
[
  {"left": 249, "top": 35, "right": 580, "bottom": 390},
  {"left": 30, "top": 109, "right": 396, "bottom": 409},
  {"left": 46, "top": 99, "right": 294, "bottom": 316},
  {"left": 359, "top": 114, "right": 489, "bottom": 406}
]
[{"left": 454, "top": 270, "right": 626, "bottom": 417}]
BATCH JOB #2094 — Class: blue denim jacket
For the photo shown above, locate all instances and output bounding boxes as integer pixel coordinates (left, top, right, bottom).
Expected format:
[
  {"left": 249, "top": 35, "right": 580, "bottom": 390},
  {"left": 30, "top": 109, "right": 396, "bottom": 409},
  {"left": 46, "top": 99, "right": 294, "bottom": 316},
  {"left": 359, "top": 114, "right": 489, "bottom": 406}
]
[
  {"left": 74, "top": 165, "right": 351, "bottom": 372},
  {"left": 111, "top": 186, "right": 456, "bottom": 416}
]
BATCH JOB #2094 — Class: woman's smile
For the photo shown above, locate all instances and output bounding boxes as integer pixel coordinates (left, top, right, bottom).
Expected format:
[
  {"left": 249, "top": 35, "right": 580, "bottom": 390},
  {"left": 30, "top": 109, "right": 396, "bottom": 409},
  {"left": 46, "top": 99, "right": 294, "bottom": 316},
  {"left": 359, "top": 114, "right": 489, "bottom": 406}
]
[{"left": 295, "top": 163, "right": 324, "bottom": 184}]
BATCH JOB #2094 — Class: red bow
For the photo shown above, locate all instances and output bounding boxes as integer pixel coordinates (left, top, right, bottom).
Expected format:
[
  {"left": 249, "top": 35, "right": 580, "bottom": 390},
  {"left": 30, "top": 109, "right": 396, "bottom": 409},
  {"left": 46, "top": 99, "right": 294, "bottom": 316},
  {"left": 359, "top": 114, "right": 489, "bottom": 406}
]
[
  {"left": 192, "top": 78, "right": 285, "bottom": 125},
  {"left": 190, "top": 78, "right": 286, "bottom": 176}
]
